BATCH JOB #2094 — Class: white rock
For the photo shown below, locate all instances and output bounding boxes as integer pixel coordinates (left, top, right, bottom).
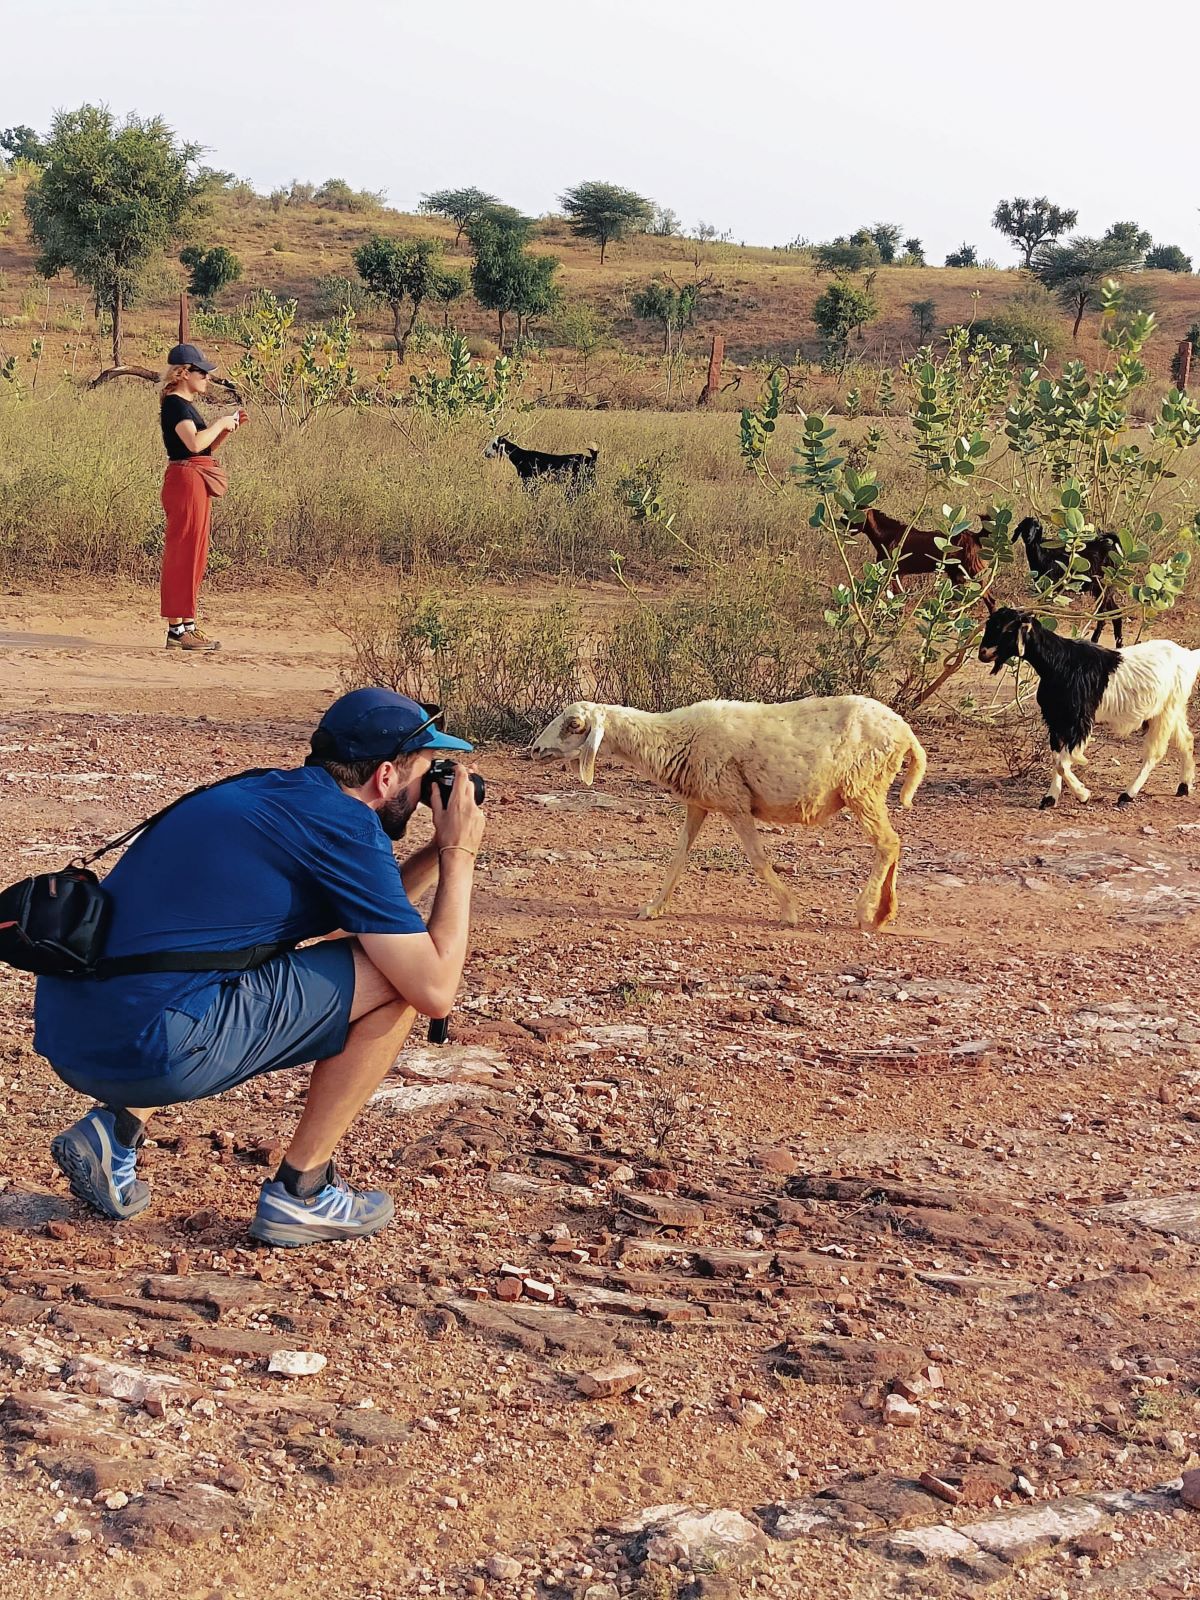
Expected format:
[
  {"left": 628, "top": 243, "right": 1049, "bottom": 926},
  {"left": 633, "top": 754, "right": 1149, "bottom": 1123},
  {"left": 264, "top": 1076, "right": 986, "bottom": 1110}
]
[
  {"left": 268, "top": 1349, "right": 327, "bottom": 1377},
  {"left": 486, "top": 1554, "right": 522, "bottom": 1581},
  {"left": 883, "top": 1393, "right": 921, "bottom": 1427}
]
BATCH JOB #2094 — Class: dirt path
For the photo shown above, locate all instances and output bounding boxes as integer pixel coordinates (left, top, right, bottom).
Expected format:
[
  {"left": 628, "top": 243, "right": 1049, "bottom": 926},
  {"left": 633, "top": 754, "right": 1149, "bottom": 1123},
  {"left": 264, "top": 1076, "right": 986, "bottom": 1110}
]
[{"left": 3, "top": 590, "right": 1200, "bottom": 1599}]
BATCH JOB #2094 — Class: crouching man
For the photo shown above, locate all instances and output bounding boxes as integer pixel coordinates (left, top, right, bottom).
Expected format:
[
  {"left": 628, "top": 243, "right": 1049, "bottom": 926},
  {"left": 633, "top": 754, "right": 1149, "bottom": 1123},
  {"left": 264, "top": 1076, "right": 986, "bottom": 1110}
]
[{"left": 33, "top": 689, "right": 485, "bottom": 1248}]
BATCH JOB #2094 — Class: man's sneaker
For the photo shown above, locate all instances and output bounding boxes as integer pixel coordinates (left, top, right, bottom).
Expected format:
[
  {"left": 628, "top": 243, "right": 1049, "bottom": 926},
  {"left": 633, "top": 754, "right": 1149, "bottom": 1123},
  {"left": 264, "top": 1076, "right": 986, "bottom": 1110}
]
[
  {"left": 248, "top": 1170, "right": 394, "bottom": 1248},
  {"left": 50, "top": 1108, "right": 151, "bottom": 1221},
  {"left": 166, "top": 626, "right": 221, "bottom": 652}
]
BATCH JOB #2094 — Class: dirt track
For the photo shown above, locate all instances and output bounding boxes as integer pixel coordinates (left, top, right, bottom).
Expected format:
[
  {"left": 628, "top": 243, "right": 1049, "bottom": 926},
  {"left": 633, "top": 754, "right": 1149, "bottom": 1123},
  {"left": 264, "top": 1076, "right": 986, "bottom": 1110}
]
[{"left": 2, "top": 592, "right": 1200, "bottom": 1599}]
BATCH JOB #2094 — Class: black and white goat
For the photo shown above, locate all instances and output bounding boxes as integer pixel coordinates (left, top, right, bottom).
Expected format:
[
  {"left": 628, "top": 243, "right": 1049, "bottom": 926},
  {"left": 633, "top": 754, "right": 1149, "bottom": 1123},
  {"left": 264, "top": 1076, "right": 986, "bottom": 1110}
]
[
  {"left": 1012, "top": 517, "right": 1124, "bottom": 646},
  {"left": 979, "top": 607, "right": 1200, "bottom": 808},
  {"left": 484, "top": 436, "right": 599, "bottom": 489}
]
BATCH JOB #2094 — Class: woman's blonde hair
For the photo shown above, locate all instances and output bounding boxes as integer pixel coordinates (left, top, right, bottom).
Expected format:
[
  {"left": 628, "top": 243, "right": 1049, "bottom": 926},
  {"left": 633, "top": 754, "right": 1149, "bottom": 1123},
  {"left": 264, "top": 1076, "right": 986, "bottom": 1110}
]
[{"left": 160, "top": 364, "right": 193, "bottom": 399}]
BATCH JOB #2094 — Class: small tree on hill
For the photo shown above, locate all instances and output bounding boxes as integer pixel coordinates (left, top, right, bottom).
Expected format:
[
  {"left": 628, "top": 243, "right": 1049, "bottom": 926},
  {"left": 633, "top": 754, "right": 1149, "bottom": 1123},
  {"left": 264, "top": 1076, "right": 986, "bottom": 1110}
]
[
  {"left": 315, "top": 177, "right": 384, "bottom": 212},
  {"left": 866, "top": 222, "right": 902, "bottom": 264},
  {"left": 353, "top": 235, "right": 445, "bottom": 359},
  {"left": 992, "top": 196, "right": 1078, "bottom": 269},
  {"left": 631, "top": 281, "right": 696, "bottom": 353},
  {"left": 901, "top": 237, "right": 926, "bottom": 266},
  {"left": 559, "top": 181, "right": 654, "bottom": 263},
  {"left": 1032, "top": 230, "right": 1148, "bottom": 337},
  {"left": 945, "top": 242, "right": 978, "bottom": 268},
  {"left": 909, "top": 298, "right": 937, "bottom": 342},
  {"left": 648, "top": 205, "right": 681, "bottom": 236},
  {"left": 468, "top": 209, "right": 560, "bottom": 348},
  {"left": 814, "top": 236, "right": 881, "bottom": 274},
  {"left": 419, "top": 187, "right": 498, "bottom": 248},
  {"left": 1145, "top": 243, "right": 1193, "bottom": 272},
  {"left": 25, "top": 104, "right": 223, "bottom": 367},
  {"left": 1, "top": 125, "right": 47, "bottom": 165},
  {"left": 180, "top": 244, "right": 242, "bottom": 309},
  {"left": 812, "top": 280, "right": 878, "bottom": 370},
  {"left": 431, "top": 267, "right": 468, "bottom": 329}
]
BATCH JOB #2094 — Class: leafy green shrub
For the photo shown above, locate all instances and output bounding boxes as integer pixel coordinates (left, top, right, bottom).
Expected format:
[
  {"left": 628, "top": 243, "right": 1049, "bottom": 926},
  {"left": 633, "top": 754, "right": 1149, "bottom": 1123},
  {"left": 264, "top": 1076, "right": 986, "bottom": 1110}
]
[{"left": 969, "top": 284, "right": 1065, "bottom": 358}]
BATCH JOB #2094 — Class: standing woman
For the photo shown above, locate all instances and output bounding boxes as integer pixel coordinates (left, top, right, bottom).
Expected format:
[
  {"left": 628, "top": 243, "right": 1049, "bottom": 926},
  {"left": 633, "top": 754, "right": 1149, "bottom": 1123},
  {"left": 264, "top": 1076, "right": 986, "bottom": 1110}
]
[{"left": 159, "top": 342, "right": 244, "bottom": 652}]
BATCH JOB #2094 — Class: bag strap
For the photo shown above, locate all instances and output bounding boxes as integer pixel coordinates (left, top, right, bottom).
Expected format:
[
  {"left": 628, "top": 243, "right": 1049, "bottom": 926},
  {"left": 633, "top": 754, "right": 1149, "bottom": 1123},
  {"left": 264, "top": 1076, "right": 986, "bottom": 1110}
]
[
  {"left": 77, "top": 768, "right": 273, "bottom": 868},
  {"left": 94, "top": 939, "right": 297, "bottom": 978}
]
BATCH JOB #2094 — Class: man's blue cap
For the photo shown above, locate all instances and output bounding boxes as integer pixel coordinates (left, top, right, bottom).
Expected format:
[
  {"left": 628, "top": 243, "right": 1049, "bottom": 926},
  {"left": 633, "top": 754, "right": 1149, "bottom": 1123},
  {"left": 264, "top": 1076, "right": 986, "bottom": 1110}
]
[
  {"left": 314, "top": 688, "right": 473, "bottom": 762},
  {"left": 166, "top": 342, "right": 216, "bottom": 373}
]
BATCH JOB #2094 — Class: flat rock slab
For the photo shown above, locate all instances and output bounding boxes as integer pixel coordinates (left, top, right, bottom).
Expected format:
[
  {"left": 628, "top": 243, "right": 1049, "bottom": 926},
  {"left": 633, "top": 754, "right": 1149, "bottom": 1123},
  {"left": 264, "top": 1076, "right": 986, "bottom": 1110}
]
[
  {"left": 816, "top": 1472, "right": 945, "bottom": 1529},
  {"left": 442, "top": 1294, "right": 615, "bottom": 1359},
  {"left": 0, "top": 1190, "right": 75, "bottom": 1229},
  {"left": 141, "top": 1272, "right": 279, "bottom": 1318},
  {"left": 394, "top": 1044, "right": 512, "bottom": 1086},
  {"left": 370, "top": 1082, "right": 497, "bottom": 1113},
  {"left": 767, "top": 1336, "right": 924, "bottom": 1387},
  {"left": 107, "top": 1482, "right": 247, "bottom": 1549},
  {"left": 612, "top": 1504, "right": 766, "bottom": 1569},
  {"left": 616, "top": 1190, "right": 708, "bottom": 1229},
  {"left": 961, "top": 1497, "right": 1108, "bottom": 1561},
  {"left": 1098, "top": 1192, "right": 1200, "bottom": 1242}
]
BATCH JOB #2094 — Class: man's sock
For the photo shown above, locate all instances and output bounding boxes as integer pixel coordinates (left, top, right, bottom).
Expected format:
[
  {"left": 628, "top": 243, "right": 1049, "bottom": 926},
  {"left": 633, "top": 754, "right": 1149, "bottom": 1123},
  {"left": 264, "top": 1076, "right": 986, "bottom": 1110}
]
[
  {"left": 104, "top": 1107, "right": 146, "bottom": 1149},
  {"left": 167, "top": 623, "right": 185, "bottom": 638},
  {"left": 275, "top": 1159, "right": 333, "bottom": 1199}
]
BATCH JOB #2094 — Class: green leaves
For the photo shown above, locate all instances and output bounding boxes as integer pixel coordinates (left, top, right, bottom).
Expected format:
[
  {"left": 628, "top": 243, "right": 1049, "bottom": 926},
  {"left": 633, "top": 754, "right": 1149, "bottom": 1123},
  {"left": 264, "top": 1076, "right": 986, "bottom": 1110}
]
[
  {"left": 738, "top": 370, "right": 783, "bottom": 481},
  {"left": 409, "top": 332, "right": 515, "bottom": 424}
]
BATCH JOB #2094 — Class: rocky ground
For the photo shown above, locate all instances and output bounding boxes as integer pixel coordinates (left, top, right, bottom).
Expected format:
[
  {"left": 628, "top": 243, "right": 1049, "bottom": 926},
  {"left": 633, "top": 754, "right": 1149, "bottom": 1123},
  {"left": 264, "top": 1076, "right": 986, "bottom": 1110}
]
[{"left": 2, "top": 591, "right": 1200, "bottom": 1599}]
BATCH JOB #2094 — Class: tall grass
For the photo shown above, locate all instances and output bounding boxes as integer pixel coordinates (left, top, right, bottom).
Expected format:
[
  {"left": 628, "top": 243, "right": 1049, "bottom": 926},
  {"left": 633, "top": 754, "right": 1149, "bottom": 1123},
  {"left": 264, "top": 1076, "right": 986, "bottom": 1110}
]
[{"left": 0, "top": 384, "right": 926, "bottom": 587}]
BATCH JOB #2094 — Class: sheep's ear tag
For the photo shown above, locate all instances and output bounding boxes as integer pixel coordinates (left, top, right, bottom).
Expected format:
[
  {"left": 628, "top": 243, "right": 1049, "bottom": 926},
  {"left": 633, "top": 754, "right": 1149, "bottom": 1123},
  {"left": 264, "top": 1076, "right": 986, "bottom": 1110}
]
[{"left": 578, "top": 717, "right": 605, "bottom": 787}]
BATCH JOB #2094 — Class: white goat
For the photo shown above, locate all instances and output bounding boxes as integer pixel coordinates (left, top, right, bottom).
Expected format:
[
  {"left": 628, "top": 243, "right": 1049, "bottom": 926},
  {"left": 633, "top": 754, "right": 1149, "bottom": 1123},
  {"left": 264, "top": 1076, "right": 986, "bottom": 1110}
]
[{"left": 532, "top": 696, "right": 927, "bottom": 929}]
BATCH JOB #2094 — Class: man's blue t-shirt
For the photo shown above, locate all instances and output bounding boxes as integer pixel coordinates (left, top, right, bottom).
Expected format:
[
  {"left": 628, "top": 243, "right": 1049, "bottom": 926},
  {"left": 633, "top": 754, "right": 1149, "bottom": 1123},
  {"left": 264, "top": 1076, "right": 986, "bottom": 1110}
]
[{"left": 34, "top": 767, "right": 425, "bottom": 1074}]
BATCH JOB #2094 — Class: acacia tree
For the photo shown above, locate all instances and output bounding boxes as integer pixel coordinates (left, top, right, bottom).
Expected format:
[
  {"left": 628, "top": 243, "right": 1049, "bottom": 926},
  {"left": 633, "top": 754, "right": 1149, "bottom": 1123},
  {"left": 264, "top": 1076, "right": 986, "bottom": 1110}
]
[
  {"left": 1033, "top": 228, "right": 1148, "bottom": 337},
  {"left": 353, "top": 235, "right": 445, "bottom": 359},
  {"left": 559, "top": 181, "right": 653, "bottom": 263},
  {"left": 993, "top": 196, "right": 1078, "bottom": 269},
  {"left": 180, "top": 244, "right": 242, "bottom": 309},
  {"left": 945, "top": 242, "right": 978, "bottom": 268},
  {"left": 418, "top": 186, "right": 498, "bottom": 248},
  {"left": 431, "top": 267, "right": 468, "bottom": 329},
  {"left": 468, "top": 209, "right": 560, "bottom": 347},
  {"left": 25, "top": 105, "right": 222, "bottom": 367},
  {"left": 1146, "top": 243, "right": 1193, "bottom": 272},
  {"left": 1, "top": 125, "right": 46, "bottom": 164}
]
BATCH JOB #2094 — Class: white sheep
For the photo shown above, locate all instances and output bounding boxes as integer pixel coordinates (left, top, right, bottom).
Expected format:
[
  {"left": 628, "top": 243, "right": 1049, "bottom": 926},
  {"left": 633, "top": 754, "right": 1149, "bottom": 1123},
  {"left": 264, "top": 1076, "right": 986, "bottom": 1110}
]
[{"left": 532, "top": 696, "right": 927, "bottom": 929}]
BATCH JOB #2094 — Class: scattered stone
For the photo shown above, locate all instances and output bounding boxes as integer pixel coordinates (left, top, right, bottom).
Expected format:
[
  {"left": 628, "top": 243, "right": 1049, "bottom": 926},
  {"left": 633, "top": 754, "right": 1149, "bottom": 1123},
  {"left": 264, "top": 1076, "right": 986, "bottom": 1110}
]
[
  {"left": 576, "top": 1363, "right": 643, "bottom": 1399},
  {"left": 486, "top": 1553, "right": 522, "bottom": 1581},
  {"left": 496, "top": 1276, "right": 523, "bottom": 1303},
  {"left": 267, "top": 1350, "right": 327, "bottom": 1378},
  {"left": 45, "top": 1219, "right": 76, "bottom": 1241},
  {"left": 918, "top": 1472, "right": 961, "bottom": 1505},
  {"left": 521, "top": 1278, "right": 555, "bottom": 1304},
  {"left": 883, "top": 1394, "right": 920, "bottom": 1427},
  {"left": 1180, "top": 1468, "right": 1200, "bottom": 1509}
]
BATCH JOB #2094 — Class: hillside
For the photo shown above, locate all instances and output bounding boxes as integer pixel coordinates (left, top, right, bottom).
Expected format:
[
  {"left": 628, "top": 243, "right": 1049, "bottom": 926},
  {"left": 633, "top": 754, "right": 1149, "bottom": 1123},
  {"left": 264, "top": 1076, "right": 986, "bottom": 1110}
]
[{"left": 2, "top": 173, "right": 1198, "bottom": 401}]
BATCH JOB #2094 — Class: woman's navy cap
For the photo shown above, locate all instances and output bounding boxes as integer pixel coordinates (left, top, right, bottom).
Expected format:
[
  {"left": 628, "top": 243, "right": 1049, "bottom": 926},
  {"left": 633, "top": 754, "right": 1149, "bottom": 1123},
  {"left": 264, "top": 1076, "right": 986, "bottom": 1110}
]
[
  {"left": 314, "top": 688, "right": 473, "bottom": 761},
  {"left": 166, "top": 342, "right": 216, "bottom": 372}
]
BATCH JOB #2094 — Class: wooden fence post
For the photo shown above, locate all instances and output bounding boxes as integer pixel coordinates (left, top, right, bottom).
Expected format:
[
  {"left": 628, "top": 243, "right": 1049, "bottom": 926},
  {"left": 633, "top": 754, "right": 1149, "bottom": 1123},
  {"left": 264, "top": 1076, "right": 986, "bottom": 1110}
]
[
  {"left": 179, "top": 292, "right": 190, "bottom": 347},
  {"left": 698, "top": 334, "right": 724, "bottom": 406}
]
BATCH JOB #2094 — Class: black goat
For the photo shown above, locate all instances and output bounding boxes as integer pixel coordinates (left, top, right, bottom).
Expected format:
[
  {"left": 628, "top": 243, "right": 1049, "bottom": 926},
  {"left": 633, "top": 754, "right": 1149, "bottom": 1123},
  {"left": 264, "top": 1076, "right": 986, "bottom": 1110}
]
[
  {"left": 1012, "top": 516, "right": 1124, "bottom": 646},
  {"left": 485, "top": 436, "right": 599, "bottom": 489},
  {"left": 979, "top": 607, "right": 1200, "bottom": 809}
]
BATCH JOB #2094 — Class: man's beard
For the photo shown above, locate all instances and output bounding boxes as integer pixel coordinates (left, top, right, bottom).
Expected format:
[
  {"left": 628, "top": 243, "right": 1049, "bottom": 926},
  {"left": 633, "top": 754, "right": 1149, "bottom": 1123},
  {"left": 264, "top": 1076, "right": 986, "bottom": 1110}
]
[{"left": 379, "top": 792, "right": 416, "bottom": 840}]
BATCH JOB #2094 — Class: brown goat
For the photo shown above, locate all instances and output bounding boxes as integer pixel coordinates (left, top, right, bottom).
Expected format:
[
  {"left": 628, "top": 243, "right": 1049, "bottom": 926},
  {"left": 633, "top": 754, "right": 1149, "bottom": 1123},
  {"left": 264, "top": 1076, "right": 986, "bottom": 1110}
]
[{"left": 858, "top": 509, "right": 995, "bottom": 610}]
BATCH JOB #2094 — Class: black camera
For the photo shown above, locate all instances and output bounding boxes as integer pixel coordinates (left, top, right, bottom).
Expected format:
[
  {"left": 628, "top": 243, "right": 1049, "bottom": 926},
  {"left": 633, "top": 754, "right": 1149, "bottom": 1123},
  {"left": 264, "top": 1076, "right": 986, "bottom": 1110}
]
[{"left": 419, "top": 758, "right": 486, "bottom": 810}]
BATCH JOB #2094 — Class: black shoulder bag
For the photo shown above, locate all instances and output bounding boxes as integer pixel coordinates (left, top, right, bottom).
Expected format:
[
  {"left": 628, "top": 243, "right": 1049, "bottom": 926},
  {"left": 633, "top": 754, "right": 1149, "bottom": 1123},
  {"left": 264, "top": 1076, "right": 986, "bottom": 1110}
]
[{"left": 0, "top": 769, "right": 295, "bottom": 980}]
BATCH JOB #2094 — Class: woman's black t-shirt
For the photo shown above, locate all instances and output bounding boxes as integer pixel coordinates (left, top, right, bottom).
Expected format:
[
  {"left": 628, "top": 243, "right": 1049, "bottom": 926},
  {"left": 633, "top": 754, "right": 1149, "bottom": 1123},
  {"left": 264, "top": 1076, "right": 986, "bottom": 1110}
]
[{"left": 160, "top": 393, "right": 211, "bottom": 460}]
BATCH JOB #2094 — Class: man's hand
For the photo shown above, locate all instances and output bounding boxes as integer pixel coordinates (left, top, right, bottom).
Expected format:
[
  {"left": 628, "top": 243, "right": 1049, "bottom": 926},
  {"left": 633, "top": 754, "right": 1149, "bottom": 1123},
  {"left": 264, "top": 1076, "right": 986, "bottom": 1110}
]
[{"left": 430, "top": 762, "right": 486, "bottom": 858}]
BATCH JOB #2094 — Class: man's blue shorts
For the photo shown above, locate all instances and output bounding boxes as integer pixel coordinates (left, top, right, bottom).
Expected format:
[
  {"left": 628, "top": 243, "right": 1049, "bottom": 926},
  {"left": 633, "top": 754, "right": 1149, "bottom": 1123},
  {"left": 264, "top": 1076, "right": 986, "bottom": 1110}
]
[{"left": 51, "top": 940, "right": 357, "bottom": 1107}]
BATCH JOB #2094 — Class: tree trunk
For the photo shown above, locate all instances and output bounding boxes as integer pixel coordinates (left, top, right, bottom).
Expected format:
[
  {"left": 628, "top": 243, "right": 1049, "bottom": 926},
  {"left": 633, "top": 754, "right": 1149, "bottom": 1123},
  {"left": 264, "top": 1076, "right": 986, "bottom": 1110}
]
[
  {"left": 1072, "top": 296, "right": 1085, "bottom": 340},
  {"left": 392, "top": 304, "right": 406, "bottom": 360},
  {"left": 1023, "top": 240, "right": 1036, "bottom": 269},
  {"left": 599, "top": 236, "right": 607, "bottom": 265},
  {"left": 399, "top": 298, "right": 422, "bottom": 360},
  {"left": 497, "top": 310, "right": 506, "bottom": 350},
  {"left": 111, "top": 283, "right": 123, "bottom": 368}
]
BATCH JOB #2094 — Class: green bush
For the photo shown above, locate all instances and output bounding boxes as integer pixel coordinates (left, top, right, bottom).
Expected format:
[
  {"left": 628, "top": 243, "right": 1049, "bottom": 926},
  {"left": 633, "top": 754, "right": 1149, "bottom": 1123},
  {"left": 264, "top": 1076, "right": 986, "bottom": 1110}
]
[{"left": 969, "top": 285, "right": 1066, "bottom": 357}]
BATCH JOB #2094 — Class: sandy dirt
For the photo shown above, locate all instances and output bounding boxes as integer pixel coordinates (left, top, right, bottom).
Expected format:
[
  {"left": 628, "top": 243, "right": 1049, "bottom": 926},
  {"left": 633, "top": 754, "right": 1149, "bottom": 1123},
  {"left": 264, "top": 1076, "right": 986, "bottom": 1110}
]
[{"left": 2, "top": 590, "right": 1200, "bottom": 1600}]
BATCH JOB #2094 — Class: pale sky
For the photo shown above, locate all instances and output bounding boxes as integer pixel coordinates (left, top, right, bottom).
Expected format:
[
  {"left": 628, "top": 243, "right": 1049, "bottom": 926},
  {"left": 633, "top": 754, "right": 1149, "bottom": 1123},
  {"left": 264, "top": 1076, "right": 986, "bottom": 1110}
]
[{"left": 6, "top": 0, "right": 1196, "bottom": 264}]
